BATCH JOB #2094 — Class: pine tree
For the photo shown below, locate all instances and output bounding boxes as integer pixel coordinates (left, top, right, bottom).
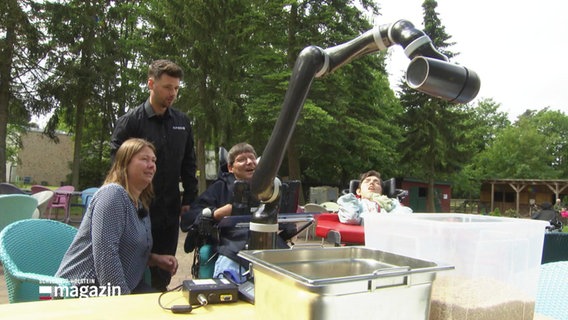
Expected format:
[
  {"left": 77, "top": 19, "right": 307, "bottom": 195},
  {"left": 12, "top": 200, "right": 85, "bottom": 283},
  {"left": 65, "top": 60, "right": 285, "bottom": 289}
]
[
  {"left": 0, "top": 0, "right": 47, "bottom": 182},
  {"left": 397, "top": 0, "right": 476, "bottom": 212}
]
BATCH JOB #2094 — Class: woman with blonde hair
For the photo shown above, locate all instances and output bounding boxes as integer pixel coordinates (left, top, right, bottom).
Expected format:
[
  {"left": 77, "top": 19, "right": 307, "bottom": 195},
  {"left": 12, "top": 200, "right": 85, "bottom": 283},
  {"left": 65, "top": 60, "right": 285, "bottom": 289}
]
[{"left": 57, "top": 138, "right": 178, "bottom": 294}]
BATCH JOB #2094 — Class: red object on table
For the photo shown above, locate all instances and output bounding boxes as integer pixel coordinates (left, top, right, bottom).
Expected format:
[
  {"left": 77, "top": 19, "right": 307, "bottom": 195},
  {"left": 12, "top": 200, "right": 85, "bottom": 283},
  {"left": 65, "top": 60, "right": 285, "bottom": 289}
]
[{"left": 315, "top": 213, "right": 365, "bottom": 244}]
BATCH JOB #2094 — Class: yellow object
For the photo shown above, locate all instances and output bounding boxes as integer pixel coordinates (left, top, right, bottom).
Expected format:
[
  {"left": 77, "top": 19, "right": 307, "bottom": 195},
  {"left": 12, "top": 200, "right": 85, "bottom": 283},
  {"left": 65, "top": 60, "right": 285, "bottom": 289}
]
[{"left": 0, "top": 291, "right": 254, "bottom": 319}]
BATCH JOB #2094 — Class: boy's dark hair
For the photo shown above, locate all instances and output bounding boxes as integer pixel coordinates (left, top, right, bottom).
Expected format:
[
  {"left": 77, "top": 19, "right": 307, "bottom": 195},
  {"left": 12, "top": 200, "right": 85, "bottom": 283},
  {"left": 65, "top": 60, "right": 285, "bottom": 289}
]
[{"left": 359, "top": 170, "right": 382, "bottom": 185}]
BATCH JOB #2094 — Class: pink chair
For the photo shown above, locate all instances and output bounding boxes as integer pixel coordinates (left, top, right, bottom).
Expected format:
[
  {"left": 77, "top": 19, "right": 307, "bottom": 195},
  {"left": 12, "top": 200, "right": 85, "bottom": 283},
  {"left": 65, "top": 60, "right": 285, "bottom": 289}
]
[{"left": 47, "top": 186, "right": 75, "bottom": 223}]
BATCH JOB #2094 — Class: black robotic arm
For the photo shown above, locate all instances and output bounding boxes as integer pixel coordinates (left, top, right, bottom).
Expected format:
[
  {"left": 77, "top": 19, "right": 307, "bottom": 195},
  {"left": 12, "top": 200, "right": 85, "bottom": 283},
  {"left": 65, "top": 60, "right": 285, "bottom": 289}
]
[{"left": 248, "top": 19, "right": 480, "bottom": 249}]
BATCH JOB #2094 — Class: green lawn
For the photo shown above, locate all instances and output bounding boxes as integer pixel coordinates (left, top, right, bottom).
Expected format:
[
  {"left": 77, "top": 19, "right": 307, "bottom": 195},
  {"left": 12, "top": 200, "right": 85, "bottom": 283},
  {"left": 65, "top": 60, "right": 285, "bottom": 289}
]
[{"left": 41, "top": 193, "right": 86, "bottom": 222}]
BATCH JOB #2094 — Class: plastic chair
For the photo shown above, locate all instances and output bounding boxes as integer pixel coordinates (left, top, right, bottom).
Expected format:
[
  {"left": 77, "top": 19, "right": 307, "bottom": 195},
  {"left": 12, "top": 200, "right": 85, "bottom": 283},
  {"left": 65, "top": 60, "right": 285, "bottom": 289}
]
[
  {"left": 81, "top": 187, "right": 98, "bottom": 210},
  {"left": 30, "top": 185, "right": 51, "bottom": 194},
  {"left": 321, "top": 201, "right": 339, "bottom": 212},
  {"left": 0, "top": 183, "right": 25, "bottom": 195},
  {"left": 0, "top": 194, "right": 38, "bottom": 233},
  {"left": 304, "top": 203, "right": 327, "bottom": 213},
  {"left": 30, "top": 190, "right": 55, "bottom": 219},
  {"left": 300, "top": 203, "right": 328, "bottom": 241},
  {"left": 541, "top": 232, "right": 568, "bottom": 264},
  {"left": 0, "top": 219, "right": 77, "bottom": 303},
  {"left": 46, "top": 185, "right": 75, "bottom": 223},
  {"left": 535, "top": 261, "right": 568, "bottom": 319},
  {"left": 69, "top": 187, "right": 98, "bottom": 223}
]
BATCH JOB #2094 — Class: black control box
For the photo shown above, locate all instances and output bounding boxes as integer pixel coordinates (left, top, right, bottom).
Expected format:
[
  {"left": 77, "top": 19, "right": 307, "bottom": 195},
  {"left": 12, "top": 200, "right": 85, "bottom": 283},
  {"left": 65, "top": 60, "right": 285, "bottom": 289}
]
[{"left": 182, "top": 279, "right": 238, "bottom": 305}]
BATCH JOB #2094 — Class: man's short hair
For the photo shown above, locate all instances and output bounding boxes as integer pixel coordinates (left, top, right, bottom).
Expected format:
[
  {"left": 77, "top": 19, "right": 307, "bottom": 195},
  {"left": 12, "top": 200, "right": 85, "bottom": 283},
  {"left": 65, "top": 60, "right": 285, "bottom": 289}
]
[{"left": 148, "top": 60, "right": 183, "bottom": 80}]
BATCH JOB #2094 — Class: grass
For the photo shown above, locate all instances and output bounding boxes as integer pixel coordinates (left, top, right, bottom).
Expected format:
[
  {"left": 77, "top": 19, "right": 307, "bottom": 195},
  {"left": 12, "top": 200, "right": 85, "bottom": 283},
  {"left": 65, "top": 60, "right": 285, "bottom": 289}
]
[
  {"left": 15, "top": 183, "right": 85, "bottom": 217},
  {"left": 40, "top": 191, "right": 86, "bottom": 222},
  {"left": 47, "top": 204, "right": 84, "bottom": 220}
]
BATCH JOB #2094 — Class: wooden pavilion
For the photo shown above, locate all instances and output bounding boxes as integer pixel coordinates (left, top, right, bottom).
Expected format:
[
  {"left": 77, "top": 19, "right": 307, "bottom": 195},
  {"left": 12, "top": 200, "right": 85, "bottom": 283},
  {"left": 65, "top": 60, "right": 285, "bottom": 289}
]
[{"left": 479, "top": 179, "right": 568, "bottom": 216}]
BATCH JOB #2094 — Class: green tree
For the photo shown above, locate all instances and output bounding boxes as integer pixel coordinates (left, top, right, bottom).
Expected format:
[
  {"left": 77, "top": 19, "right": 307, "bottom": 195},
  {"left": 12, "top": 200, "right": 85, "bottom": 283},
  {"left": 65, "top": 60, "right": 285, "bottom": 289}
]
[
  {"left": 141, "top": 0, "right": 400, "bottom": 197},
  {"left": 38, "top": 1, "right": 148, "bottom": 188},
  {"left": 472, "top": 108, "right": 568, "bottom": 180},
  {"left": 142, "top": 0, "right": 254, "bottom": 193},
  {"left": 472, "top": 119, "right": 556, "bottom": 179},
  {"left": 37, "top": 0, "right": 107, "bottom": 187},
  {"left": 245, "top": 1, "right": 401, "bottom": 191},
  {"left": 0, "top": 0, "right": 48, "bottom": 182},
  {"left": 450, "top": 98, "right": 510, "bottom": 198},
  {"left": 520, "top": 108, "right": 568, "bottom": 176},
  {"left": 82, "top": 1, "right": 149, "bottom": 189},
  {"left": 397, "top": 0, "right": 476, "bottom": 212}
]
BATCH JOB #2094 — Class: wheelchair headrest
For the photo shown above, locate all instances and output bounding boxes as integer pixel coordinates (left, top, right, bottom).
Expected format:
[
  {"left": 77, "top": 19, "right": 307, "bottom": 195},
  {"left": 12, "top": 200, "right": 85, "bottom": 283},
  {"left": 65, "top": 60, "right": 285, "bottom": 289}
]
[
  {"left": 348, "top": 177, "right": 397, "bottom": 198},
  {"left": 218, "top": 147, "right": 229, "bottom": 177},
  {"left": 279, "top": 180, "right": 301, "bottom": 213},
  {"left": 348, "top": 180, "right": 359, "bottom": 195},
  {"left": 383, "top": 178, "right": 396, "bottom": 198}
]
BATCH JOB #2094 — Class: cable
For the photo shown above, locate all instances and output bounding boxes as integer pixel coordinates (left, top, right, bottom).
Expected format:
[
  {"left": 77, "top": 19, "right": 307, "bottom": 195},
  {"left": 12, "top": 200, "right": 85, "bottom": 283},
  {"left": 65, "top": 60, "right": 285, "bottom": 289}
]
[{"left": 157, "top": 284, "right": 209, "bottom": 314}]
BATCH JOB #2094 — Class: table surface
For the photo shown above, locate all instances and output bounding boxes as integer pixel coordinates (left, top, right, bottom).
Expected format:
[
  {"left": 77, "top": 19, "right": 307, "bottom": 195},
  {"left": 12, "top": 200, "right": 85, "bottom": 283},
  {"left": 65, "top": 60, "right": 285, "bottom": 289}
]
[
  {"left": 0, "top": 291, "right": 255, "bottom": 319},
  {"left": 0, "top": 290, "right": 555, "bottom": 320}
]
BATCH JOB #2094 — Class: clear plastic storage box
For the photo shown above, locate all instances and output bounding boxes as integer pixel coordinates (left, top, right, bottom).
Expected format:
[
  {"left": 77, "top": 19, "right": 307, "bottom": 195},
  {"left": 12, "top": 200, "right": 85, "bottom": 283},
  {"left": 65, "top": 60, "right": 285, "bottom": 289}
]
[{"left": 364, "top": 213, "right": 548, "bottom": 320}]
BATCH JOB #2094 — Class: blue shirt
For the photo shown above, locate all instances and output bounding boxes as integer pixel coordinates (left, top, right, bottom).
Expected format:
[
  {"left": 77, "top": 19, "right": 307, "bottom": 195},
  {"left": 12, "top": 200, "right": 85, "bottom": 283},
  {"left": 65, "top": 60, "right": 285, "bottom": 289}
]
[{"left": 56, "top": 183, "right": 152, "bottom": 294}]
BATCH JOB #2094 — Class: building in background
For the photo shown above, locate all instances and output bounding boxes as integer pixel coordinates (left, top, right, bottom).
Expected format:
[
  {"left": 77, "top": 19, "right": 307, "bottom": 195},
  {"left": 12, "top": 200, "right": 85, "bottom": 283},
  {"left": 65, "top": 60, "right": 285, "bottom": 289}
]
[
  {"left": 6, "top": 130, "right": 73, "bottom": 186},
  {"left": 479, "top": 179, "right": 568, "bottom": 216},
  {"left": 399, "top": 178, "right": 452, "bottom": 213}
]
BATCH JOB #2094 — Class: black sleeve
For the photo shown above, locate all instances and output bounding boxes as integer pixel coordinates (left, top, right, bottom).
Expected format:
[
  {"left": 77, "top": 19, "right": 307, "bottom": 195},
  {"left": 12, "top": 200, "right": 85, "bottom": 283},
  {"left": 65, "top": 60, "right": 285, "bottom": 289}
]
[
  {"left": 110, "top": 113, "right": 137, "bottom": 161},
  {"left": 180, "top": 120, "right": 198, "bottom": 206},
  {"left": 180, "top": 181, "right": 223, "bottom": 232}
]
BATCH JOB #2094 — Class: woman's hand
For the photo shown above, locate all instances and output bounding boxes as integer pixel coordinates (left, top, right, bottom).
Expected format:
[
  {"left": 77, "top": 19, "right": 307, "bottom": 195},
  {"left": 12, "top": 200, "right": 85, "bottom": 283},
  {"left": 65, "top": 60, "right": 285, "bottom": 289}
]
[{"left": 148, "top": 254, "right": 178, "bottom": 275}]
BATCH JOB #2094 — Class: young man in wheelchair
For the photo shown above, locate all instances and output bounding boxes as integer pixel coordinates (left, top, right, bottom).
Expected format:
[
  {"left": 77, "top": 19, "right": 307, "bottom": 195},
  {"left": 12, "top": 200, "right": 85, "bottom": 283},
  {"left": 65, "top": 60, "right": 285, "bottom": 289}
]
[
  {"left": 180, "top": 143, "right": 294, "bottom": 282},
  {"left": 337, "top": 170, "right": 412, "bottom": 225}
]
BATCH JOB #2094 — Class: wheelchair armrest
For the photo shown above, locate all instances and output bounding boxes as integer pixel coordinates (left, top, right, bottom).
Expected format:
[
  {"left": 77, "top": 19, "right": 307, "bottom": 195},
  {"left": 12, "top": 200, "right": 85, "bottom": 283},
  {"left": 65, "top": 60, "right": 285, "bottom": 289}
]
[{"left": 394, "top": 189, "right": 409, "bottom": 201}]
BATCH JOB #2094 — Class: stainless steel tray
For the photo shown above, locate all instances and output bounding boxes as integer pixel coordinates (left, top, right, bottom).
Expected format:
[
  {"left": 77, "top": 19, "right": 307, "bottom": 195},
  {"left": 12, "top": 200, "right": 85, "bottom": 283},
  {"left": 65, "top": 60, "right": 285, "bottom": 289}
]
[
  {"left": 239, "top": 246, "right": 453, "bottom": 320},
  {"left": 239, "top": 246, "right": 452, "bottom": 290}
]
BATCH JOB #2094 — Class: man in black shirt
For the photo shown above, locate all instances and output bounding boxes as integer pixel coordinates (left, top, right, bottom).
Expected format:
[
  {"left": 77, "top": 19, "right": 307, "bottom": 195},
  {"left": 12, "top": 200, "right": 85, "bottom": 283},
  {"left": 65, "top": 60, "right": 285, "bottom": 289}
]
[{"left": 110, "top": 60, "right": 198, "bottom": 291}]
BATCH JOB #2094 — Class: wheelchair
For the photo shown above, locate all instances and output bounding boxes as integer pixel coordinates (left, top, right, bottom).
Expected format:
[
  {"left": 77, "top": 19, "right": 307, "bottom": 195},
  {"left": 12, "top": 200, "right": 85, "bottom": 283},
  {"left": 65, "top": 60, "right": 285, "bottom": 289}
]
[
  {"left": 315, "top": 177, "right": 408, "bottom": 247},
  {"left": 187, "top": 147, "right": 311, "bottom": 279}
]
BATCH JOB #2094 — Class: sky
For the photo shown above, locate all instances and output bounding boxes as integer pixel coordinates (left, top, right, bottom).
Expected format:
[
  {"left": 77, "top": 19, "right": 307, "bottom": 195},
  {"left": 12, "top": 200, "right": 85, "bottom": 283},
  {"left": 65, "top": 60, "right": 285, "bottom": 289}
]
[{"left": 373, "top": 0, "right": 568, "bottom": 121}]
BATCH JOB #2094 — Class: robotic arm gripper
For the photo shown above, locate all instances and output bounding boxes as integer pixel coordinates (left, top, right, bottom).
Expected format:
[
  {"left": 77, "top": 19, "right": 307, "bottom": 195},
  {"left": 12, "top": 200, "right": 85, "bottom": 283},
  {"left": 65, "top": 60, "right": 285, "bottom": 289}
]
[{"left": 248, "top": 19, "right": 480, "bottom": 250}]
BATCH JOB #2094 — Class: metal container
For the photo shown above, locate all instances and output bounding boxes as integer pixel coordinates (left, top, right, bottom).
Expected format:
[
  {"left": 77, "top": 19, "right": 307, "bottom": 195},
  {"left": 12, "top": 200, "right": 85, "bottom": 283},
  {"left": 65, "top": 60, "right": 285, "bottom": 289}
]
[{"left": 239, "top": 246, "right": 453, "bottom": 320}]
